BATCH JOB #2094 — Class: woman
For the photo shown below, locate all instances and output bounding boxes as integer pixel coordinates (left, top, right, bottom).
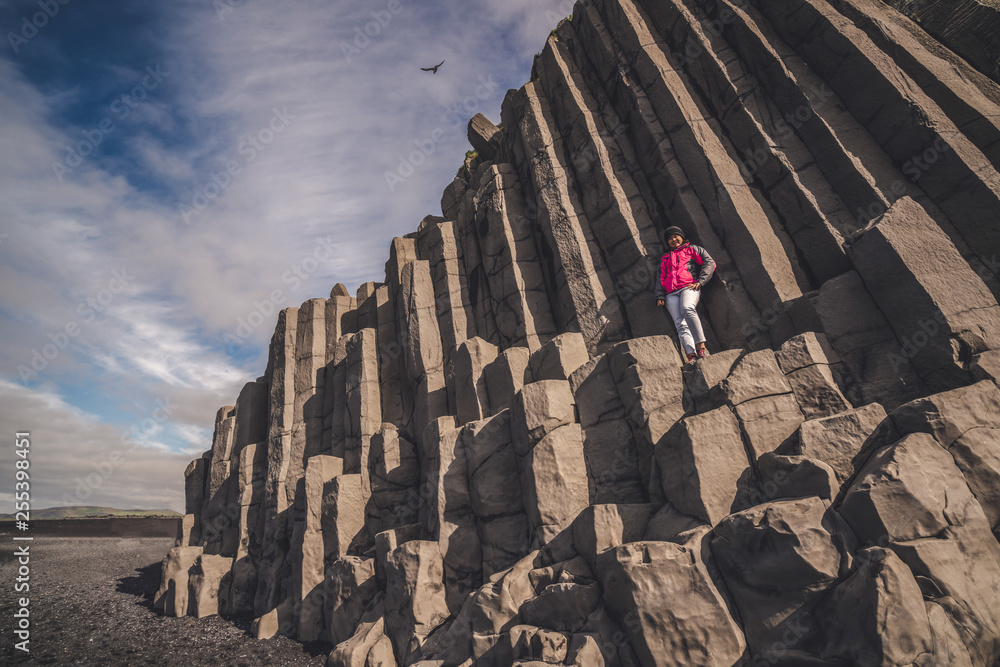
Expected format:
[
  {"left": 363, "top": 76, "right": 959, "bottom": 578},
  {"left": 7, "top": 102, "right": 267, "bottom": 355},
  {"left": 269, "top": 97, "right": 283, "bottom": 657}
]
[{"left": 655, "top": 226, "right": 716, "bottom": 362}]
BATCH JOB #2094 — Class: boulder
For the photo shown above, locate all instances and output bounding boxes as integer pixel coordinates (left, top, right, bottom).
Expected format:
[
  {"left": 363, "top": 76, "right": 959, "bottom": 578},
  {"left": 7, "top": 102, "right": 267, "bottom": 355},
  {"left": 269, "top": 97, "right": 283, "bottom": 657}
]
[
  {"left": 510, "top": 381, "right": 577, "bottom": 456},
  {"left": 598, "top": 541, "right": 746, "bottom": 666},
  {"left": 527, "top": 555, "right": 593, "bottom": 590},
  {"left": 950, "top": 427, "right": 1000, "bottom": 536},
  {"left": 508, "top": 625, "right": 569, "bottom": 664},
  {"left": 711, "top": 497, "right": 855, "bottom": 654},
  {"left": 154, "top": 546, "right": 203, "bottom": 617},
  {"left": 365, "top": 635, "right": 397, "bottom": 666},
  {"left": 643, "top": 502, "right": 707, "bottom": 544},
  {"left": 571, "top": 355, "right": 645, "bottom": 504},
  {"left": 716, "top": 349, "right": 791, "bottom": 406},
  {"left": 816, "top": 547, "right": 932, "bottom": 666},
  {"left": 177, "top": 514, "right": 197, "bottom": 547},
  {"left": 796, "top": 403, "right": 888, "bottom": 483},
  {"left": 923, "top": 600, "right": 976, "bottom": 667},
  {"left": 527, "top": 331, "right": 590, "bottom": 382},
  {"left": 441, "top": 176, "right": 466, "bottom": 220},
  {"left": 775, "top": 332, "right": 842, "bottom": 373},
  {"left": 437, "top": 513, "right": 483, "bottom": 614},
  {"left": 374, "top": 524, "right": 424, "bottom": 588},
  {"left": 468, "top": 113, "right": 501, "bottom": 161},
  {"left": 519, "top": 582, "right": 599, "bottom": 633},
  {"left": 423, "top": 552, "right": 539, "bottom": 665},
  {"left": 300, "top": 454, "right": 345, "bottom": 640},
  {"left": 210, "top": 406, "right": 236, "bottom": 461},
  {"left": 188, "top": 554, "right": 234, "bottom": 618},
  {"left": 462, "top": 411, "right": 512, "bottom": 475},
  {"left": 682, "top": 348, "right": 742, "bottom": 413},
  {"left": 608, "top": 336, "right": 685, "bottom": 456},
  {"left": 655, "top": 407, "right": 749, "bottom": 525},
  {"left": 756, "top": 452, "right": 840, "bottom": 503},
  {"left": 972, "top": 350, "right": 1000, "bottom": 385},
  {"left": 784, "top": 363, "right": 853, "bottom": 420},
  {"left": 879, "top": 380, "right": 1000, "bottom": 449},
  {"left": 420, "top": 416, "right": 465, "bottom": 527},
  {"left": 734, "top": 392, "right": 804, "bottom": 459},
  {"left": 839, "top": 432, "right": 1000, "bottom": 665}
]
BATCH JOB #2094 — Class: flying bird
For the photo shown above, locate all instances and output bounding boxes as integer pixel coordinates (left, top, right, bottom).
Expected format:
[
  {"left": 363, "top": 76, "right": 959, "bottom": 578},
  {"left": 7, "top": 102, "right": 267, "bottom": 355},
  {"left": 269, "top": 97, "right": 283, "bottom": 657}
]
[{"left": 421, "top": 60, "right": 445, "bottom": 74}]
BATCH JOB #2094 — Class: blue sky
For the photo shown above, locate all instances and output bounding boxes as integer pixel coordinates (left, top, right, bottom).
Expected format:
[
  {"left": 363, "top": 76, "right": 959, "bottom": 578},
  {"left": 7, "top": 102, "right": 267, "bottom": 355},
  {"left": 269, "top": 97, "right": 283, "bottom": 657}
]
[{"left": 0, "top": 0, "right": 572, "bottom": 511}]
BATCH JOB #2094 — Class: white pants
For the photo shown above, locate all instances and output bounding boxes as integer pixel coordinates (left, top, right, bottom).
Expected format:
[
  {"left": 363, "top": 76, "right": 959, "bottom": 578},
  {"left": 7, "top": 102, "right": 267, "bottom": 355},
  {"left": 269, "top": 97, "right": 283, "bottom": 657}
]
[{"left": 665, "top": 287, "right": 705, "bottom": 355}]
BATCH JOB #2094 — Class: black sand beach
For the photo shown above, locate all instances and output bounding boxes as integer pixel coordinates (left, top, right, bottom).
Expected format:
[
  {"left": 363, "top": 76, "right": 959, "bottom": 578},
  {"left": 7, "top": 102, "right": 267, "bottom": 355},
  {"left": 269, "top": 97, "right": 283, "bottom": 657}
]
[{"left": 0, "top": 529, "right": 328, "bottom": 666}]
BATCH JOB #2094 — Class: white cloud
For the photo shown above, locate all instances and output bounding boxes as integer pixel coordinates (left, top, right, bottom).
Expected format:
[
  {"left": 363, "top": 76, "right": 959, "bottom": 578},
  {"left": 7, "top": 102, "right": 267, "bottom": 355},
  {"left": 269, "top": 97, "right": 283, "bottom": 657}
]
[
  {"left": 0, "top": 0, "right": 568, "bottom": 508},
  {"left": 0, "top": 379, "right": 189, "bottom": 512},
  {"left": 105, "top": 305, "right": 248, "bottom": 392}
]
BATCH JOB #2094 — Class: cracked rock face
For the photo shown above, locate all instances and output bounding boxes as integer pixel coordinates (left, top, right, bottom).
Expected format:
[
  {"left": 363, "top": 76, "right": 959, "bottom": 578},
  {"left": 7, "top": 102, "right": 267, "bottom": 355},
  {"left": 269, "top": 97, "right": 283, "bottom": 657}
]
[{"left": 158, "top": 0, "right": 1000, "bottom": 664}]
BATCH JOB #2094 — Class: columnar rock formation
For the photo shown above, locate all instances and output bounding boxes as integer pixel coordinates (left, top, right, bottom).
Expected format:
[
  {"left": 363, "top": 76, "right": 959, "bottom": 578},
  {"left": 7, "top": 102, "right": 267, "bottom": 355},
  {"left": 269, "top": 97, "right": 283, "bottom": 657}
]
[{"left": 157, "top": 0, "right": 1000, "bottom": 664}]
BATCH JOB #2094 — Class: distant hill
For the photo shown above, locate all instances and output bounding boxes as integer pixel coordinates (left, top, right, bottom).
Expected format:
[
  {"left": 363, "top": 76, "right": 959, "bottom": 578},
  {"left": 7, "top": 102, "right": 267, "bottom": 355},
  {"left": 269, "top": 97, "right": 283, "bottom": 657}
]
[{"left": 0, "top": 506, "right": 181, "bottom": 520}]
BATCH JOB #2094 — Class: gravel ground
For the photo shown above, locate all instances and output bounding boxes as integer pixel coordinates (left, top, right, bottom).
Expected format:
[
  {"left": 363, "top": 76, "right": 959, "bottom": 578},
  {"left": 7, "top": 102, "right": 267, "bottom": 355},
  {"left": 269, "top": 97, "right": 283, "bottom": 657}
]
[{"left": 0, "top": 536, "right": 330, "bottom": 666}]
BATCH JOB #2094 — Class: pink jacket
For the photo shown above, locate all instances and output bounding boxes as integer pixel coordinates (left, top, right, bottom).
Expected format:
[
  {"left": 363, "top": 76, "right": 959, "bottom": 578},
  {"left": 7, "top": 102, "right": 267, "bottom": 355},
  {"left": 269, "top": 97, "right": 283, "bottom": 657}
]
[{"left": 655, "top": 243, "right": 716, "bottom": 298}]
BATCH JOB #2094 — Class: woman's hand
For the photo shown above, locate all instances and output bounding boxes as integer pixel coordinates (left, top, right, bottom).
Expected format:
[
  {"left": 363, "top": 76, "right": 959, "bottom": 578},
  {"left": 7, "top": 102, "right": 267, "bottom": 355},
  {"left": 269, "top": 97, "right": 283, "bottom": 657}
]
[
  {"left": 690, "top": 283, "right": 701, "bottom": 291},
  {"left": 656, "top": 299, "right": 665, "bottom": 307}
]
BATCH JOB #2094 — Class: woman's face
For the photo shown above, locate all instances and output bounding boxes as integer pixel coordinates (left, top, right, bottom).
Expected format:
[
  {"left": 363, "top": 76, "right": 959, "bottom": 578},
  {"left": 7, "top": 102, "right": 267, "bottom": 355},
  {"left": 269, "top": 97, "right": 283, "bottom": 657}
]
[{"left": 667, "top": 234, "right": 683, "bottom": 250}]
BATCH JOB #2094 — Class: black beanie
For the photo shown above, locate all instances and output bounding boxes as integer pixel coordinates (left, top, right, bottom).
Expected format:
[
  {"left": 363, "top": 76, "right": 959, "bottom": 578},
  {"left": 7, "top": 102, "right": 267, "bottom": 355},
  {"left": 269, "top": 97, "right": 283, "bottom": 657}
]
[{"left": 663, "top": 226, "right": 685, "bottom": 241}]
